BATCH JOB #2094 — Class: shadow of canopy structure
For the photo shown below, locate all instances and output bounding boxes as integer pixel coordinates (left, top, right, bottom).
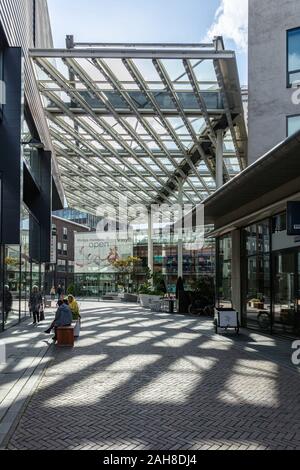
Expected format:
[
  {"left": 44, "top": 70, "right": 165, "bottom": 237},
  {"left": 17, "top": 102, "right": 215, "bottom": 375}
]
[{"left": 29, "top": 36, "right": 247, "bottom": 215}]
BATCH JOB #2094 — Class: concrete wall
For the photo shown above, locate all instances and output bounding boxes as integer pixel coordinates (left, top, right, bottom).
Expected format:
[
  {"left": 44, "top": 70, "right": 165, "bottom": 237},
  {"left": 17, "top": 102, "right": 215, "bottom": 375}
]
[
  {"left": 35, "top": 0, "right": 53, "bottom": 49},
  {"left": 248, "top": 0, "right": 300, "bottom": 163}
]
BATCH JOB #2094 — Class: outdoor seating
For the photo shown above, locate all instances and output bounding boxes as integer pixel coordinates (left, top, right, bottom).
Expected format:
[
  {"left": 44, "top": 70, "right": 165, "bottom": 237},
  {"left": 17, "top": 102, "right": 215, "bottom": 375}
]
[{"left": 56, "top": 325, "right": 75, "bottom": 347}]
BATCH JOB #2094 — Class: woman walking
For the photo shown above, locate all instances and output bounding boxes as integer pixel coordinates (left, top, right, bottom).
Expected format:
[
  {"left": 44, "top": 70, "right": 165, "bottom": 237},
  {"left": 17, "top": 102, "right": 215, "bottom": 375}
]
[
  {"left": 29, "top": 286, "right": 43, "bottom": 325},
  {"left": 50, "top": 286, "right": 56, "bottom": 301}
]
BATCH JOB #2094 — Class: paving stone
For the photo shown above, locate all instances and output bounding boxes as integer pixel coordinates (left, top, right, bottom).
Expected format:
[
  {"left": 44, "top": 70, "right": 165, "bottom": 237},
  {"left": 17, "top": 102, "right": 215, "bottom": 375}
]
[{"left": 3, "top": 301, "right": 300, "bottom": 450}]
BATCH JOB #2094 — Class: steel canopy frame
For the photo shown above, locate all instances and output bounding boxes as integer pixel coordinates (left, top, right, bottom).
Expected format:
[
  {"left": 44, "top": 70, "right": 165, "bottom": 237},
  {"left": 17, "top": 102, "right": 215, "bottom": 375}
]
[{"left": 30, "top": 37, "right": 247, "bottom": 215}]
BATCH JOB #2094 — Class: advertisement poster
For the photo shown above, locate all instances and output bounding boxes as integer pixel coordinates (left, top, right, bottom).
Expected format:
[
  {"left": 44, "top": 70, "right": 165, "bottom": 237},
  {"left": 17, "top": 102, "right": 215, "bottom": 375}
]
[{"left": 75, "top": 233, "right": 133, "bottom": 273}]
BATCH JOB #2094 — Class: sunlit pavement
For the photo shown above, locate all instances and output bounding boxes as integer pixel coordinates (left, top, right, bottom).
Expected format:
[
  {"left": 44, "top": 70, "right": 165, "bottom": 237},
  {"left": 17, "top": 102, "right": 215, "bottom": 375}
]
[{"left": 2, "top": 301, "right": 300, "bottom": 450}]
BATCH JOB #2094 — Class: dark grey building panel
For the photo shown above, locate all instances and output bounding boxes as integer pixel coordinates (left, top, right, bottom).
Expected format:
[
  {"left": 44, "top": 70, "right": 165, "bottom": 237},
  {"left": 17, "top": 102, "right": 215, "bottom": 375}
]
[
  {"left": 0, "top": 47, "right": 22, "bottom": 245},
  {"left": 0, "top": 0, "right": 64, "bottom": 204}
]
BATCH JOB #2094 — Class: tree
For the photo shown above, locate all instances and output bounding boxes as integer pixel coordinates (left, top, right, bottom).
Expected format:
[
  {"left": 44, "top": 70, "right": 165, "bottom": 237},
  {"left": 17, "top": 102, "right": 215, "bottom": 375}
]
[
  {"left": 176, "top": 277, "right": 185, "bottom": 300},
  {"left": 112, "top": 256, "right": 141, "bottom": 292}
]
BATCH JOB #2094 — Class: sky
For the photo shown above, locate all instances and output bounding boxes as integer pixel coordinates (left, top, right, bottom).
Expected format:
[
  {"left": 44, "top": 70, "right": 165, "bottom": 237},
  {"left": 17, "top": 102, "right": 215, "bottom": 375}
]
[{"left": 47, "top": 0, "right": 248, "bottom": 84}]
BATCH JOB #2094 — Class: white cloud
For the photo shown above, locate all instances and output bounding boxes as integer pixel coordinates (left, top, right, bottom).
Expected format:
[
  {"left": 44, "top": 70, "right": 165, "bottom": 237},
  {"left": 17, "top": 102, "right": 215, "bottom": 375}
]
[{"left": 206, "top": 0, "right": 248, "bottom": 51}]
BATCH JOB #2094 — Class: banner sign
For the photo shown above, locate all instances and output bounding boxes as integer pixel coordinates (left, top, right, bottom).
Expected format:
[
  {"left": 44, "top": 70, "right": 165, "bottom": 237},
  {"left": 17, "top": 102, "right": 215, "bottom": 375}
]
[{"left": 75, "top": 233, "right": 133, "bottom": 273}]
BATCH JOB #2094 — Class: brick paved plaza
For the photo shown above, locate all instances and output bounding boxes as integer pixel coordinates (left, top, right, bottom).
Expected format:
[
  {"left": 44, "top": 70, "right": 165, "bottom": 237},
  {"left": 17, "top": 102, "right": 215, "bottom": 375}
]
[{"left": 2, "top": 302, "right": 300, "bottom": 450}]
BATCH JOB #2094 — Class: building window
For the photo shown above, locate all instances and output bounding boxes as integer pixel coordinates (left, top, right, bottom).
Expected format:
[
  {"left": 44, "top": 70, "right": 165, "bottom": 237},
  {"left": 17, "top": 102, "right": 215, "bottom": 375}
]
[
  {"left": 216, "top": 234, "right": 232, "bottom": 308},
  {"left": 63, "top": 243, "right": 68, "bottom": 256},
  {"left": 242, "top": 220, "right": 271, "bottom": 332},
  {"left": 287, "top": 115, "right": 300, "bottom": 136},
  {"left": 287, "top": 28, "right": 300, "bottom": 87},
  {"left": 57, "top": 260, "right": 67, "bottom": 272},
  {"left": 0, "top": 48, "right": 4, "bottom": 119},
  {"left": 57, "top": 242, "right": 62, "bottom": 255},
  {"left": 63, "top": 227, "right": 68, "bottom": 240},
  {"left": 33, "top": 0, "right": 36, "bottom": 47},
  {"left": 272, "top": 212, "right": 286, "bottom": 233}
]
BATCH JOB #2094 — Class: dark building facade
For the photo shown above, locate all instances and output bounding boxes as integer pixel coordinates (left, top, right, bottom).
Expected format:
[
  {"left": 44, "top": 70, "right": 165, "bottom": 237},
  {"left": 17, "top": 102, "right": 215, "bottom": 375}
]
[
  {"left": 45, "top": 216, "right": 90, "bottom": 295},
  {"left": 0, "top": 0, "right": 63, "bottom": 331}
]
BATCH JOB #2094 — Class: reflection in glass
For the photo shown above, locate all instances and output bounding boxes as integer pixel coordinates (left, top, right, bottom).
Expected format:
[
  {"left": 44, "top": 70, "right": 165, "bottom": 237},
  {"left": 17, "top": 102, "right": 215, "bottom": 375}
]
[
  {"left": 287, "top": 115, "right": 300, "bottom": 137},
  {"left": 4, "top": 245, "right": 21, "bottom": 328},
  {"left": 217, "top": 234, "right": 232, "bottom": 308},
  {"left": 288, "top": 28, "right": 300, "bottom": 86},
  {"left": 244, "top": 220, "right": 271, "bottom": 332},
  {"left": 273, "top": 252, "right": 300, "bottom": 336}
]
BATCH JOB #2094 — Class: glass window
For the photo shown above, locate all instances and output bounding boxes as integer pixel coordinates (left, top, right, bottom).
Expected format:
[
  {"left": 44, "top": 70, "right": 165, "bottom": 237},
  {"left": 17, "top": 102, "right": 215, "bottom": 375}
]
[
  {"left": 273, "top": 251, "right": 299, "bottom": 336},
  {"left": 0, "top": 48, "right": 4, "bottom": 119},
  {"left": 63, "top": 227, "right": 68, "bottom": 240},
  {"left": 217, "top": 234, "right": 232, "bottom": 308},
  {"left": 20, "top": 205, "right": 31, "bottom": 318},
  {"left": 287, "top": 28, "right": 300, "bottom": 86},
  {"left": 57, "top": 260, "right": 67, "bottom": 272},
  {"left": 287, "top": 115, "right": 300, "bottom": 136},
  {"left": 243, "top": 220, "right": 271, "bottom": 332},
  {"left": 272, "top": 213, "right": 286, "bottom": 234},
  {"left": 4, "top": 245, "right": 21, "bottom": 328}
]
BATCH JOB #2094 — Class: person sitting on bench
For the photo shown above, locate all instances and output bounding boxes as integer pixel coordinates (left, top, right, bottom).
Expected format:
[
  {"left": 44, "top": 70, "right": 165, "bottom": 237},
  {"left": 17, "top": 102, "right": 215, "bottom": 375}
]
[{"left": 44, "top": 300, "right": 73, "bottom": 343}]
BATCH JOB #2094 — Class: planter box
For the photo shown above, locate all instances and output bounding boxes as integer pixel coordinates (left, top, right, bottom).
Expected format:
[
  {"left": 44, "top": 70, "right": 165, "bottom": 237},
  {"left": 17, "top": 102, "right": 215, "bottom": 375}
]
[
  {"left": 139, "top": 294, "right": 162, "bottom": 309},
  {"left": 122, "top": 294, "right": 138, "bottom": 303}
]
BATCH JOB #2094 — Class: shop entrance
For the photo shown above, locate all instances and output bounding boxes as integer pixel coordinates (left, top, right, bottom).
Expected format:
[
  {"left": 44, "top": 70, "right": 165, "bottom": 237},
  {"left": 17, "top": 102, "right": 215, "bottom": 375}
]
[{"left": 273, "top": 250, "right": 300, "bottom": 336}]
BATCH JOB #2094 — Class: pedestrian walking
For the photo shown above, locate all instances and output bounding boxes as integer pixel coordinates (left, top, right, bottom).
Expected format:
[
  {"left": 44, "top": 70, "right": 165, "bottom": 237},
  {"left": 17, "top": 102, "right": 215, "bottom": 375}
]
[
  {"left": 56, "top": 284, "right": 63, "bottom": 300},
  {"left": 29, "top": 286, "right": 43, "bottom": 325},
  {"left": 50, "top": 286, "right": 56, "bottom": 301},
  {"left": 4, "top": 285, "right": 13, "bottom": 323}
]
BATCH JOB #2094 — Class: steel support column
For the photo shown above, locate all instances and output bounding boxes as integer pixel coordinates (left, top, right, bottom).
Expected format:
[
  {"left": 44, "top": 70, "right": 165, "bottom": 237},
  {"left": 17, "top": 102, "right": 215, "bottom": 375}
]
[
  {"left": 216, "top": 130, "right": 224, "bottom": 190},
  {"left": 148, "top": 209, "right": 154, "bottom": 277},
  {"left": 178, "top": 182, "right": 183, "bottom": 279}
]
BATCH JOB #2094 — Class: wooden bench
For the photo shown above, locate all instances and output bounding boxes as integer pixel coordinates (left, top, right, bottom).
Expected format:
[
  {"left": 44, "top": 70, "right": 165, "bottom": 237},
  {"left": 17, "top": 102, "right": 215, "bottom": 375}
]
[{"left": 56, "top": 325, "right": 75, "bottom": 347}]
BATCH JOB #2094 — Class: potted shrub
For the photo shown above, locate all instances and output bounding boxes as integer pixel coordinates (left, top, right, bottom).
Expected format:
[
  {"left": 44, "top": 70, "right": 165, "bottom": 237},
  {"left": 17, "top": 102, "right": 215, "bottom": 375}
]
[
  {"left": 139, "top": 271, "right": 166, "bottom": 308},
  {"left": 112, "top": 256, "right": 141, "bottom": 294}
]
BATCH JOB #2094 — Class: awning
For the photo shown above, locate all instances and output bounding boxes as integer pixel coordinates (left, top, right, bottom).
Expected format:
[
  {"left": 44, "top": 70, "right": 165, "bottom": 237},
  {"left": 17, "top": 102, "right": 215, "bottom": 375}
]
[{"left": 204, "top": 130, "right": 300, "bottom": 229}]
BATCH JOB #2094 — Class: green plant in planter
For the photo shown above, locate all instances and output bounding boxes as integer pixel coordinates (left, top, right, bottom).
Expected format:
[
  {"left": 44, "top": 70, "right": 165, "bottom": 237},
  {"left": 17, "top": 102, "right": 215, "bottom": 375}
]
[
  {"left": 139, "top": 283, "right": 153, "bottom": 295},
  {"left": 67, "top": 284, "right": 76, "bottom": 296},
  {"left": 139, "top": 281, "right": 165, "bottom": 297},
  {"left": 152, "top": 272, "right": 167, "bottom": 294}
]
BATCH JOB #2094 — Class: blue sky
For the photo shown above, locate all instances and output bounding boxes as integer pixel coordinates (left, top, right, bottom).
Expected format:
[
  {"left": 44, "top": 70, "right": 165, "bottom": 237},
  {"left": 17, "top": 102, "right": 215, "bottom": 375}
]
[{"left": 47, "top": 0, "right": 248, "bottom": 84}]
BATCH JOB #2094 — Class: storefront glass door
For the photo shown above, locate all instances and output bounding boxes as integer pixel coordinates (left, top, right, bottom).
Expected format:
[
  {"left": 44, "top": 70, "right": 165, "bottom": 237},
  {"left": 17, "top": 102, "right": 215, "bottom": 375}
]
[{"left": 273, "top": 251, "right": 300, "bottom": 336}]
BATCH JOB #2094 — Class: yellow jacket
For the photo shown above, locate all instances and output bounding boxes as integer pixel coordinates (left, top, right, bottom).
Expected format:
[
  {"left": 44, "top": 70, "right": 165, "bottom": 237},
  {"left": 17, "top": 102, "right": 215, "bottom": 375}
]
[{"left": 69, "top": 299, "right": 80, "bottom": 320}]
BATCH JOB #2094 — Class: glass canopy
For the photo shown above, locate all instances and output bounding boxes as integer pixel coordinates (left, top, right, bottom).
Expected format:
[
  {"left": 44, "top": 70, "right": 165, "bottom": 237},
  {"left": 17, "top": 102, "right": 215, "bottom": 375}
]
[{"left": 30, "top": 37, "right": 247, "bottom": 215}]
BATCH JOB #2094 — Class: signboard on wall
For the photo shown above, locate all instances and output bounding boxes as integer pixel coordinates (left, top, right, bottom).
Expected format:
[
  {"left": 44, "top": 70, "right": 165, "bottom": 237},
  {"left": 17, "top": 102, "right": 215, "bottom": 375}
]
[
  {"left": 287, "top": 202, "right": 300, "bottom": 236},
  {"left": 50, "top": 225, "right": 57, "bottom": 264},
  {"left": 75, "top": 233, "right": 133, "bottom": 273}
]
